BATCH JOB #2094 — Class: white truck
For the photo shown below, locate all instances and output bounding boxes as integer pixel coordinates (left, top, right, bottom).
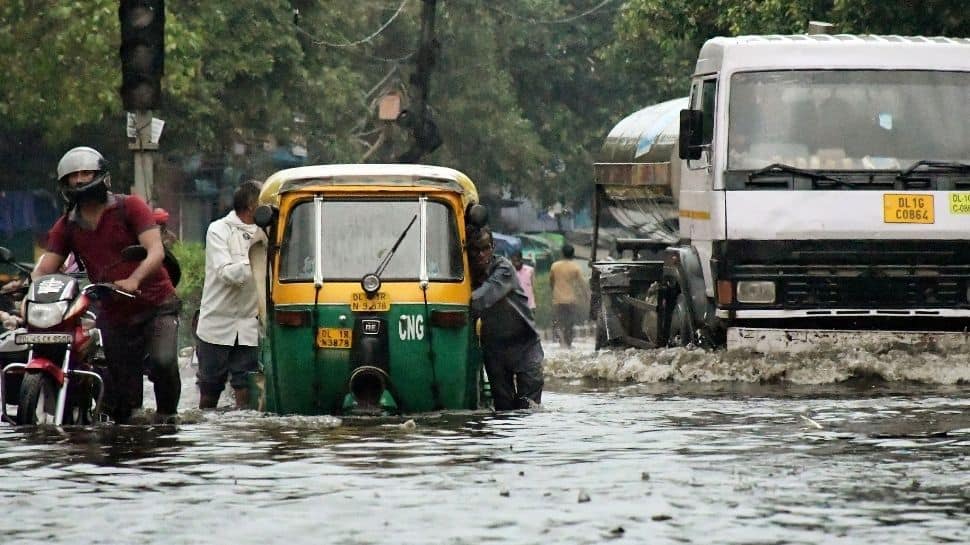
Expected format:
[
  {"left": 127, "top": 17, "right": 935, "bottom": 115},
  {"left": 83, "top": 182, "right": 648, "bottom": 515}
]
[{"left": 591, "top": 33, "right": 970, "bottom": 351}]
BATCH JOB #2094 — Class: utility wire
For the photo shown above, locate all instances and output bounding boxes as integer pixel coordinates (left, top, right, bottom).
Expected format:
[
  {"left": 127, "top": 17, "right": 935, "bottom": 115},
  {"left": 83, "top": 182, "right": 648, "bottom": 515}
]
[
  {"left": 479, "top": 0, "right": 618, "bottom": 24},
  {"left": 295, "top": 0, "right": 409, "bottom": 48}
]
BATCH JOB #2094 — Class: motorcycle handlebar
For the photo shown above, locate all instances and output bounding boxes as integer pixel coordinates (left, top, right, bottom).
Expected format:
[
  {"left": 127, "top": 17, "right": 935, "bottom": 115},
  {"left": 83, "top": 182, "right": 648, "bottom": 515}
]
[
  {"left": 83, "top": 282, "right": 137, "bottom": 299},
  {"left": 0, "top": 282, "right": 28, "bottom": 297}
]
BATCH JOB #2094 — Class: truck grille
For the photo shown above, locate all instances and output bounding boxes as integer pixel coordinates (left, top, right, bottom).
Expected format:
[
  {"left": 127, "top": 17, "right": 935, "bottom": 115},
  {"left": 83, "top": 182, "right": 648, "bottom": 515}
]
[
  {"left": 782, "top": 274, "right": 963, "bottom": 308},
  {"left": 714, "top": 240, "right": 970, "bottom": 310}
]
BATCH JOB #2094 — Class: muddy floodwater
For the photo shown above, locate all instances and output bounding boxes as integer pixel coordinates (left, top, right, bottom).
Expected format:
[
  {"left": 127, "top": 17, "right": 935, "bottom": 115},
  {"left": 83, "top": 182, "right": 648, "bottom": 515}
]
[{"left": 1, "top": 337, "right": 968, "bottom": 545}]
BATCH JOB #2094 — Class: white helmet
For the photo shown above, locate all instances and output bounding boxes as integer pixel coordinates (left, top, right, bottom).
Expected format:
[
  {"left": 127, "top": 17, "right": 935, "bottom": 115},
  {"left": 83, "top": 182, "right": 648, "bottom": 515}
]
[{"left": 56, "top": 146, "right": 110, "bottom": 206}]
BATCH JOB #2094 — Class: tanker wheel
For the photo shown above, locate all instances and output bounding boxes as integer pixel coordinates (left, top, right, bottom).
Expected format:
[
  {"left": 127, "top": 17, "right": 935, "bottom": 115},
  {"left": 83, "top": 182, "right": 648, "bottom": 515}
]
[
  {"left": 667, "top": 294, "right": 695, "bottom": 347},
  {"left": 17, "top": 373, "right": 58, "bottom": 425},
  {"left": 594, "top": 312, "right": 609, "bottom": 350}
]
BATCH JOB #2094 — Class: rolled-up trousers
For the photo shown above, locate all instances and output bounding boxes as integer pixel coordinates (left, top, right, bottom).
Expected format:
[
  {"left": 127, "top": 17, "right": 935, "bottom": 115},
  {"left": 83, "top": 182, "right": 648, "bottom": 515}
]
[{"left": 483, "top": 337, "right": 544, "bottom": 411}]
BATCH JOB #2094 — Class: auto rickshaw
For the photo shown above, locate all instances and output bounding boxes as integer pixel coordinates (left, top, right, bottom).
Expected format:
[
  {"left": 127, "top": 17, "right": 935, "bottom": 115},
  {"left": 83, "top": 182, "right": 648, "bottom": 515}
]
[{"left": 250, "top": 164, "right": 488, "bottom": 415}]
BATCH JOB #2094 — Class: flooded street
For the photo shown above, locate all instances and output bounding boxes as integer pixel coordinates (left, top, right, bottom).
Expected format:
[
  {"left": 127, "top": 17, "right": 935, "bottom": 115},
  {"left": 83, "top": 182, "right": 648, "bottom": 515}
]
[{"left": 2, "top": 338, "right": 969, "bottom": 545}]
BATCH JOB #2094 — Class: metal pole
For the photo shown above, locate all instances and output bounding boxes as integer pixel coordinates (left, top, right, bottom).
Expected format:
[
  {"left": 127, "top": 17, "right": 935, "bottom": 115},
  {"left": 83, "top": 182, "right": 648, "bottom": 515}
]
[
  {"left": 412, "top": 0, "right": 436, "bottom": 132},
  {"left": 398, "top": 0, "right": 439, "bottom": 163},
  {"left": 131, "top": 109, "right": 157, "bottom": 203},
  {"left": 591, "top": 185, "right": 601, "bottom": 262}
]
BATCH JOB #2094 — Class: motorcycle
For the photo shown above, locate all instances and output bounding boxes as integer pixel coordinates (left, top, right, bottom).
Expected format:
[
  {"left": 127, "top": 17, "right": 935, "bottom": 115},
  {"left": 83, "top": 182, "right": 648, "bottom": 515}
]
[
  {"left": 0, "top": 252, "right": 31, "bottom": 420},
  {"left": 0, "top": 246, "right": 144, "bottom": 426}
]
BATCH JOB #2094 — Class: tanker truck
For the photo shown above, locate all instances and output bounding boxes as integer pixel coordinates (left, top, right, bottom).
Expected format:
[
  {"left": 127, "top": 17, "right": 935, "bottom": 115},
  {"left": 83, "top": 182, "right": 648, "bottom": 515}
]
[{"left": 590, "top": 33, "right": 970, "bottom": 352}]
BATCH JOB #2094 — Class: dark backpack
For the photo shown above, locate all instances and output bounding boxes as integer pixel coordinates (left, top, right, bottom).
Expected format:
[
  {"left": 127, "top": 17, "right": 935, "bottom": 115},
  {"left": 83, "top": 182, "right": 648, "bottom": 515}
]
[{"left": 162, "top": 246, "right": 181, "bottom": 287}]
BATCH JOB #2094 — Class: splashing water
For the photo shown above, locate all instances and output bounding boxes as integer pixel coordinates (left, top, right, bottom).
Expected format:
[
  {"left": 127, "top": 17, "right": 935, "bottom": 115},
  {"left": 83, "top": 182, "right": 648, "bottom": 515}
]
[{"left": 544, "top": 341, "right": 970, "bottom": 385}]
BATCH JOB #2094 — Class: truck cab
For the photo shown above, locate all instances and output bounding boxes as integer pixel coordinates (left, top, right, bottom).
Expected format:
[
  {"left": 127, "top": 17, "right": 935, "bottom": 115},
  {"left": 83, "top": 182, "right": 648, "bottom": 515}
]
[{"left": 594, "top": 34, "right": 970, "bottom": 352}]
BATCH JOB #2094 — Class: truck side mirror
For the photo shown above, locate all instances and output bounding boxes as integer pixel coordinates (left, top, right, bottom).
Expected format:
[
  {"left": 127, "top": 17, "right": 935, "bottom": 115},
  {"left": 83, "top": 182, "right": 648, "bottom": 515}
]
[{"left": 679, "top": 109, "right": 704, "bottom": 160}]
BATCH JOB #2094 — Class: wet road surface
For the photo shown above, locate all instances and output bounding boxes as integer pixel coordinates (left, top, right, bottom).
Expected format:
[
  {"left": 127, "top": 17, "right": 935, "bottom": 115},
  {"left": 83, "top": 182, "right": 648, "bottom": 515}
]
[{"left": 1, "top": 338, "right": 968, "bottom": 544}]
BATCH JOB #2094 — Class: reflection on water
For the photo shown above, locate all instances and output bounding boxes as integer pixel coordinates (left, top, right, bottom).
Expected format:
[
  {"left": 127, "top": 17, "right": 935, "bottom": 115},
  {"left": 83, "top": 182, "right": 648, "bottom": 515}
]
[{"left": 1, "top": 340, "right": 968, "bottom": 545}]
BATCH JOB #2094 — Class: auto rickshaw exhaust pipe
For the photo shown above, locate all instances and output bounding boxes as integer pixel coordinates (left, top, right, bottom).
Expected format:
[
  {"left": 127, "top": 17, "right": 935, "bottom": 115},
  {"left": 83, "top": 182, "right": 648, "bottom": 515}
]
[{"left": 348, "top": 365, "right": 390, "bottom": 408}]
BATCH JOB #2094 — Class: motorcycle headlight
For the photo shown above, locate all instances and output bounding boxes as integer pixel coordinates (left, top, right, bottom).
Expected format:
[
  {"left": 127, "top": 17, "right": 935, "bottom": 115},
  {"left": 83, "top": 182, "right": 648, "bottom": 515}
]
[{"left": 26, "top": 301, "right": 69, "bottom": 329}]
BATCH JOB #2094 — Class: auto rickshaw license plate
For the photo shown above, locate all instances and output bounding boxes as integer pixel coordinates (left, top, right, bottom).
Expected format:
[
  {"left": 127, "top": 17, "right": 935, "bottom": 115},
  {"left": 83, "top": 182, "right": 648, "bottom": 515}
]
[
  {"left": 883, "top": 194, "right": 934, "bottom": 224},
  {"left": 316, "top": 328, "right": 352, "bottom": 349},
  {"left": 351, "top": 292, "right": 390, "bottom": 312}
]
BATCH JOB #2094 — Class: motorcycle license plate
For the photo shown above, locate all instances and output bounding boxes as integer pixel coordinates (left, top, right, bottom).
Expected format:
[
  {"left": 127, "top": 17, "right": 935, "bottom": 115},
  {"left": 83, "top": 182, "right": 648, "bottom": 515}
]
[
  {"left": 16, "top": 333, "right": 72, "bottom": 345},
  {"left": 350, "top": 292, "right": 390, "bottom": 312},
  {"left": 316, "top": 327, "right": 352, "bottom": 349}
]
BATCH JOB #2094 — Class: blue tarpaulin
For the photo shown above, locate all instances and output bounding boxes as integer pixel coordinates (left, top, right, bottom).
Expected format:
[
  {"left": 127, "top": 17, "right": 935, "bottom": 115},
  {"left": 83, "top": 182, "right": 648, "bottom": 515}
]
[{"left": 491, "top": 232, "right": 522, "bottom": 257}]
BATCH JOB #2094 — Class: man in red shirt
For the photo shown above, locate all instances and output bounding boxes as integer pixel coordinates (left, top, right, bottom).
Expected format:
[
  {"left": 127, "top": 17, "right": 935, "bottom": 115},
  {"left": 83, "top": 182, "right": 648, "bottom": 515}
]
[{"left": 32, "top": 146, "right": 181, "bottom": 424}]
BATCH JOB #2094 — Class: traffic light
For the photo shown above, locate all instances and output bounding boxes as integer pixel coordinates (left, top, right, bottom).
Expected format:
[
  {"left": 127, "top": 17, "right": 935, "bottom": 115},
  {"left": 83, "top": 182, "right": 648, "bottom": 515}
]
[{"left": 119, "top": 0, "right": 164, "bottom": 111}]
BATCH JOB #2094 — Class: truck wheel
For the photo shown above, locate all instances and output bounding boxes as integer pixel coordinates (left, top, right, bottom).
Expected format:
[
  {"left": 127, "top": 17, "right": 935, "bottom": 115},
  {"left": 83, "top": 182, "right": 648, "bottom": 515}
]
[
  {"left": 667, "top": 294, "right": 695, "bottom": 347},
  {"left": 17, "top": 373, "right": 58, "bottom": 425},
  {"left": 595, "top": 314, "right": 608, "bottom": 349}
]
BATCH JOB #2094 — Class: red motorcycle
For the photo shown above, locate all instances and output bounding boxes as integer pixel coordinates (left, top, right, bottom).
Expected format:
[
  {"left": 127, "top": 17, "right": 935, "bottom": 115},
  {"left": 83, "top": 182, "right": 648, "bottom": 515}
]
[{"left": 0, "top": 246, "right": 143, "bottom": 425}]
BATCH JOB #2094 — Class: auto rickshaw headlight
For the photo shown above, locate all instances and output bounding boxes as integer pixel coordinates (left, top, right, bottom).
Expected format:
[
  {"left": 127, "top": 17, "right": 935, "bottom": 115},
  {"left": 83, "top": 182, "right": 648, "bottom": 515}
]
[{"left": 361, "top": 274, "right": 381, "bottom": 295}]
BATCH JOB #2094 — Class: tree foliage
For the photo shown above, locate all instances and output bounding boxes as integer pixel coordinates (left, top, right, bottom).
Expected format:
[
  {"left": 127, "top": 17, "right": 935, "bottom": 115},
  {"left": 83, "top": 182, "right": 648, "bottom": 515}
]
[
  {"left": 1, "top": 0, "right": 968, "bottom": 214},
  {"left": 612, "top": 0, "right": 970, "bottom": 102}
]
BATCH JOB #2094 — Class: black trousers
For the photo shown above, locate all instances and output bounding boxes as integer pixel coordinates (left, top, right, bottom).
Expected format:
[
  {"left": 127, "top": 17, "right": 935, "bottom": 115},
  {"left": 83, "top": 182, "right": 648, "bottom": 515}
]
[
  {"left": 100, "top": 297, "right": 181, "bottom": 419},
  {"left": 483, "top": 337, "right": 544, "bottom": 411}
]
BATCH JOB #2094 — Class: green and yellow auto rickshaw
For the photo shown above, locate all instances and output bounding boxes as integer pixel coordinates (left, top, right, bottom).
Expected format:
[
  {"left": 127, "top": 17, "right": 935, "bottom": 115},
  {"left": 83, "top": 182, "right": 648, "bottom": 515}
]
[{"left": 250, "top": 164, "right": 489, "bottom": 415}]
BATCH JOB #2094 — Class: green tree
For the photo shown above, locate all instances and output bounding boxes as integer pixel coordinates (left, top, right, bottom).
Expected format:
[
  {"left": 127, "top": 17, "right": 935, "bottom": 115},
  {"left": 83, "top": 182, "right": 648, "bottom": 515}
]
[
  {"left": 0, "top": 1, "right": 119, "bottom": 139},
  {"left": 494, "top": 0, "right": 635, "bottom": 207},
  {"left": 611, "top": 0, "right": 970, "bottom": 108},
  {"left": 12, "top": 0, "right": 964, "bottom": 221}
]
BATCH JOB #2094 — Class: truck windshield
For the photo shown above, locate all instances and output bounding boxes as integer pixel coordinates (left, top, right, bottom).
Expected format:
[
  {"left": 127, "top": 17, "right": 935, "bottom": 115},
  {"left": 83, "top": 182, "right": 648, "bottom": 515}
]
[
  {"left": 728, "top": 70, "right": 970, "bottom": 172},
  {"left": 280, "top": 198, "right": 463, "bottom": 282}
]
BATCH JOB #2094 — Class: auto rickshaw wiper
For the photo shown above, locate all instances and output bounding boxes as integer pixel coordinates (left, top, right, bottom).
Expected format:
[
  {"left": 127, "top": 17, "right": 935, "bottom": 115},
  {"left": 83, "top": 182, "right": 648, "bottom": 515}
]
[
  {"left": 374, "top": 214, "right": 418, "bottom": 277},
  {"left": 749, "top": 163, "right": 855, "bottom": 188},
  {"left": 898, "top": 160, "right": 970, "bottom": 179}
]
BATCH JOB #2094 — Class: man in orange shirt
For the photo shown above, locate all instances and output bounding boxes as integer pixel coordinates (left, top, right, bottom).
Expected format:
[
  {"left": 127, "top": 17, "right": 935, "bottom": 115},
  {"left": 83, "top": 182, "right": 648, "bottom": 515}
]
[{"left": 548, "top": 243, "right": 588, "bottom": 348}]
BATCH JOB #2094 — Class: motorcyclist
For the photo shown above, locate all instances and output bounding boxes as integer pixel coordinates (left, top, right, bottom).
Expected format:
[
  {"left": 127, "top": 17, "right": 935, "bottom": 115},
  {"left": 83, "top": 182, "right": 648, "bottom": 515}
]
[{"left": 31, "top": 146, "right": 181, "bottom": 424}]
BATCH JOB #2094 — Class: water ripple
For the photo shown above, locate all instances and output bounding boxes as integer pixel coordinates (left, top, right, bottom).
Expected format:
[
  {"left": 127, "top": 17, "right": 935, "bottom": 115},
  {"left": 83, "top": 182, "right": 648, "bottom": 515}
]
[{"left": 0, "top": 342, "right": 968, "bottom": 544}]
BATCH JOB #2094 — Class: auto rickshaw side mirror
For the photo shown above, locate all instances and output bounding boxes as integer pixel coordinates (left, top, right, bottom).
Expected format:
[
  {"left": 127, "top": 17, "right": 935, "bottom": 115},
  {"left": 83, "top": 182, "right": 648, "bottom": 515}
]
[
  {"left": 254, "top": 204, "right": 277, "bottom": 229},
  {"left": 466, "top": 204, "right": 488, "bottom": 228},
  {"left": 0, "top": 247, "right": 12, "bottom": 263}
]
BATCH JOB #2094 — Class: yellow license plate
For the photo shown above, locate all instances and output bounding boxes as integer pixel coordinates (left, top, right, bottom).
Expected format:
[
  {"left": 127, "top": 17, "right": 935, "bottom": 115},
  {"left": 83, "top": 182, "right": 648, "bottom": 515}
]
[
  {"left": 316, "top": 327, "right": 352, "bottom": 349},
  {"left": 883, "top": 194, "right": 934, "bottom": 224},
  {"left": 351, "top": 292, "right": 390, "bottom": 312},
  {"left": 950, "top": 192, "right": 970, "bottom": 214}
]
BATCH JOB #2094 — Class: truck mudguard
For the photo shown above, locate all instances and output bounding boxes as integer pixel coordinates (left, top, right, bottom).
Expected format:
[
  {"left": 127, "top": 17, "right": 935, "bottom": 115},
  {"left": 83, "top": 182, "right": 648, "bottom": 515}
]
[{"left": 662, "top": 245, "right": 710, "bottom": 329}]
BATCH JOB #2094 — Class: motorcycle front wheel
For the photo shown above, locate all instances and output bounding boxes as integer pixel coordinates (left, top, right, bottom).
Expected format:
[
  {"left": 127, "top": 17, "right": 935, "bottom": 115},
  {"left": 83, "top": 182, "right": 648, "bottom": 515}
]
[{"left": 17, "top": 373, "right": 58, "bottom": 425}]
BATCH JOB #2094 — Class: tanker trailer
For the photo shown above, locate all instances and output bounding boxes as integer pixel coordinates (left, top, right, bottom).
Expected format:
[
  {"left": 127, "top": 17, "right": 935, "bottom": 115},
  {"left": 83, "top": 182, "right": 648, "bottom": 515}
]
[{"left": 590, "top": 97, "right": 687, "bottom": 349}]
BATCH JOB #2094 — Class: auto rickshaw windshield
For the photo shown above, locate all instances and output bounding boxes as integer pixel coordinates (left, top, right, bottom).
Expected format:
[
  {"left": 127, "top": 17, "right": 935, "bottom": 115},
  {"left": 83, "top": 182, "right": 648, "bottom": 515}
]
[{"left": 280, "top": 198, "right": 464, "bottom": 282}]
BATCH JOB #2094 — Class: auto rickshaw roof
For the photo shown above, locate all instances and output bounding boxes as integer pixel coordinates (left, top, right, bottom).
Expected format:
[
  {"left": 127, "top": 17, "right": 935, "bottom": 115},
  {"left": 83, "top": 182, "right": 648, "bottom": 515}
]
[{"left": 258, "top": 164, "right": 479, "bottom": 209}]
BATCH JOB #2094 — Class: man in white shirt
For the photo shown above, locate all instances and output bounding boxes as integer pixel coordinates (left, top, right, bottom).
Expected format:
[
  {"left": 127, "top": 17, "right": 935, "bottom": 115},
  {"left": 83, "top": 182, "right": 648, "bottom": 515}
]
[{"left": 195, "top": 181, "right": 266, "bottom": 409}]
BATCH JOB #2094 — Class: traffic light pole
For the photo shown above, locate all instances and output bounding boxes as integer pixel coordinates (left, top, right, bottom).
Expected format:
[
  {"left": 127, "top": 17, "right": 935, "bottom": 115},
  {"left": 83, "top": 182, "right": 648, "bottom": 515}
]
[
  {"left": 130, "top": 109, "right": 157, "bottom": 203},
  {"left": 119, "top": 0, "right": 164, "bottom": 204}
]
